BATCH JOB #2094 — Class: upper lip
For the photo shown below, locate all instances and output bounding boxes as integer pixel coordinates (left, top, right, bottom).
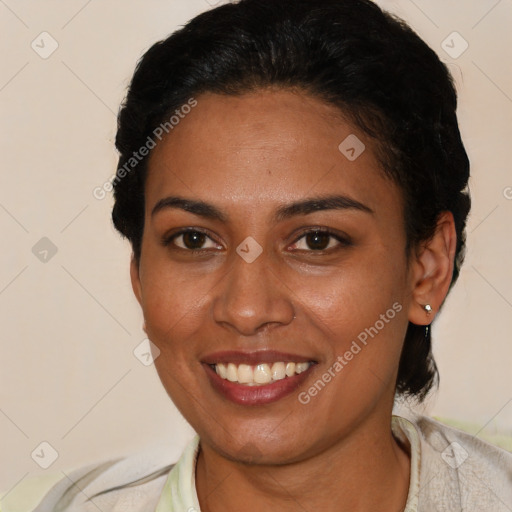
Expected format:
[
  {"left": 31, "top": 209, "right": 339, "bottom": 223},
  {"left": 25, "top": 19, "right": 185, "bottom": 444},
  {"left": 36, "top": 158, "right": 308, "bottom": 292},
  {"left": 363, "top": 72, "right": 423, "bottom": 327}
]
[{"left": 201, "top": 350, "right": 317, "bottom": 365}]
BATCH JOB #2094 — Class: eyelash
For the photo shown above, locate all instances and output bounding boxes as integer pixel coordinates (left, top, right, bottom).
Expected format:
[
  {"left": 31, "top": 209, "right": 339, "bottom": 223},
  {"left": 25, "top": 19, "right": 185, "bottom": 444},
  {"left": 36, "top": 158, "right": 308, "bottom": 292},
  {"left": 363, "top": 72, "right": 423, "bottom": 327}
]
[{"left": 161, "top": 227, "right": 352, "bottom": 254}]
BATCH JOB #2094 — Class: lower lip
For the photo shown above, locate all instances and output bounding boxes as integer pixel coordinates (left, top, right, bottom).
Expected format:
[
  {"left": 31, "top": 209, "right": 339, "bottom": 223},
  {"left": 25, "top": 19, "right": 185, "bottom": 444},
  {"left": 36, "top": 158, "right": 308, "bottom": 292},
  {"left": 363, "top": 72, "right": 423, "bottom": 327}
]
[{"left": 203, "top": 363, "right": 315, "bottom": 406}]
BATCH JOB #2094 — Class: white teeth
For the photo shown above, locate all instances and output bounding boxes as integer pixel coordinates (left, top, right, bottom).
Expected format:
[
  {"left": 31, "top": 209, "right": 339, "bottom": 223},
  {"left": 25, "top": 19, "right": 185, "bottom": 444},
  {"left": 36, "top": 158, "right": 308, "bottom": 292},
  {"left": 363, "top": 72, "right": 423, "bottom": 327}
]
[
  {"left": 271, "top": 362, "right": 286, "bottom": 380},
  {"left": 254, "top": 364, "right": 272, "bottom": 384},
  {"left": 285, "top": 362, "right": 296, "bottom": 377},
  {"left": 226, "top": 363, "right": 238, "bottom": 382},
  {"left": 216, "top": 363, "right": 227, "bottom": 379},
  {"left": 295, "top": 362, "right": 309, "bottom": 374},
  {"left": 238, "top": 364, "right": 253, "bottom": 384},
  {"left": 213, "top": 361, "right": 312, "bottom": 386}
]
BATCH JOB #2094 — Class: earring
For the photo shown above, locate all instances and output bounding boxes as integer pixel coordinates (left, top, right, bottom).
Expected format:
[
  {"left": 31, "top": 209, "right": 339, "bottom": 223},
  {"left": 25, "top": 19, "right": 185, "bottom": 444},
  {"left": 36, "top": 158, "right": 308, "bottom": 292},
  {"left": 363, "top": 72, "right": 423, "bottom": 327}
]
[{"left": 423, "top": 304, "right": 432, "bottom": 339}]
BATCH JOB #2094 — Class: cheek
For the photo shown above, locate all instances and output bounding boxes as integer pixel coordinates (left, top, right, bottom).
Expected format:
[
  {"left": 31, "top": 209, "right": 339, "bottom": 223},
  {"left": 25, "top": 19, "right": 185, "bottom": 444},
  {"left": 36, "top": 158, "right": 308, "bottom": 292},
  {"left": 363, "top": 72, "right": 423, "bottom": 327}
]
[
  {"left": 138, "top": 254, "right": 205, "bottom": 351},
  {"left": 141, "top": 268, "right": 207, "bottom": 402},
  {"left": 292, "top": 248, "right": 406, "bottom": 332},
  {"left": 294, "top": 249, "right": 408, "bottom": 391},
  {"left": 296, "top": 274, "right": 407, "bottom": 411},
  {"left": 143, "top": 286, "right": 202, "bottom": 353}
]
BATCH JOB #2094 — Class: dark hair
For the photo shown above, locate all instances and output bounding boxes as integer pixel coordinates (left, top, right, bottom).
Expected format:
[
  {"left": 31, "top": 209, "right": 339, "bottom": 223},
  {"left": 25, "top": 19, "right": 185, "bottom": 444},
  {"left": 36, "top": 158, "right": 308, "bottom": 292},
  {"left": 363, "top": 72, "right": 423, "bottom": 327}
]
[{"left": 112, "top": 0, "right": 470, "bottom": 401}]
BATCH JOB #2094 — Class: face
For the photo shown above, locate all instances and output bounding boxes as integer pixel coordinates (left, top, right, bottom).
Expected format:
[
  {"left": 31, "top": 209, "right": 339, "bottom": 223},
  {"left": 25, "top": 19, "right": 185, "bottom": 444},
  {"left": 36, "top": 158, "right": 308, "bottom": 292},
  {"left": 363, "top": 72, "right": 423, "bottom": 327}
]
[{"left": 131, "top": 88, "right": 416, "bottom": 464}]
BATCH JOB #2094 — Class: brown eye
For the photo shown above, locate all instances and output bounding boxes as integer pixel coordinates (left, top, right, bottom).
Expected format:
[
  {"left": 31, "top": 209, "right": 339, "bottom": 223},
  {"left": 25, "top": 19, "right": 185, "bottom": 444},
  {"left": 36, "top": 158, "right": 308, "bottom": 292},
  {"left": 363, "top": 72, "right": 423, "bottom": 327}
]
[
  {"left": 303, "top": 231, "right": 332, "bottom": 250},
  {"left": 181, "top": 231, "right": 207, "bottom": 250},
  {"left": 163, "top": 229, "right": 219, "bottom": 251},
  {"left": 290, "top": 229, "right": 352, "bottom": 252}
]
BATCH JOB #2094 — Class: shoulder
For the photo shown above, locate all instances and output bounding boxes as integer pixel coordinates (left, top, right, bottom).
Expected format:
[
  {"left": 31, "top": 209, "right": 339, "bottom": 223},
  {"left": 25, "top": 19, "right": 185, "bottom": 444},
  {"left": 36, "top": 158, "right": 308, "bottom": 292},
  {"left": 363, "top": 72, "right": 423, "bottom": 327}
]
[
  {"left": 404, "top": 413, "right": 512, "bottom": 511},
  {"left": 413, "top": 414, "right": 512, "bottom": 465},
  {"left": 29, "top": 444, "right": 177, "bottom": 512}
]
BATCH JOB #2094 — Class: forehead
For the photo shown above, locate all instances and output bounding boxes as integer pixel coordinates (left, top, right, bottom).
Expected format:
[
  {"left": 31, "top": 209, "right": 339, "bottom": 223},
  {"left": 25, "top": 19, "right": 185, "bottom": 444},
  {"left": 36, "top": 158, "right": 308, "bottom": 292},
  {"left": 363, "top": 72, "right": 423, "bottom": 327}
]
[{"left": 145, "top": 89, "right": 401, "bottom": 220}]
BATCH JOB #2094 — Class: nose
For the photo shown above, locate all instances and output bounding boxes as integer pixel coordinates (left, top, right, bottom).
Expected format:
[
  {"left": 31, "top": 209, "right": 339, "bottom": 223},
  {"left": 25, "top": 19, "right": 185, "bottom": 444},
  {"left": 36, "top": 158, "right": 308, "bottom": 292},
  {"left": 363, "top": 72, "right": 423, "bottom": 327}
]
[{"left": 212, "top": 247, "right": 295, "bottom": 336}]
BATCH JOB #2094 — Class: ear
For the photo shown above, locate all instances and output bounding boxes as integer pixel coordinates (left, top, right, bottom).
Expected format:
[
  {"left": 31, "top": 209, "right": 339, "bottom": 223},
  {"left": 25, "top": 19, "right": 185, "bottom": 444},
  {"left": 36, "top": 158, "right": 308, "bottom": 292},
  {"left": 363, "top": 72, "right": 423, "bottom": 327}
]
[
  {"left": 408, "top": 211, "right": 457, "bottom": 326},
  {"left": 130, "top": 254, "right": 143, "bottom": 307}
]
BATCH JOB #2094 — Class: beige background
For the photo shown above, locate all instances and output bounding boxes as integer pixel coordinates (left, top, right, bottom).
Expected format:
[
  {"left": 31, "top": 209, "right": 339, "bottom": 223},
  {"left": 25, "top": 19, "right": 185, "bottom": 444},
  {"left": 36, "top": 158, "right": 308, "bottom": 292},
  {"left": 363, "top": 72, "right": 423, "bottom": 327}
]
[{"left": 1, "top": 0, "right": 511, "bottom": 507}]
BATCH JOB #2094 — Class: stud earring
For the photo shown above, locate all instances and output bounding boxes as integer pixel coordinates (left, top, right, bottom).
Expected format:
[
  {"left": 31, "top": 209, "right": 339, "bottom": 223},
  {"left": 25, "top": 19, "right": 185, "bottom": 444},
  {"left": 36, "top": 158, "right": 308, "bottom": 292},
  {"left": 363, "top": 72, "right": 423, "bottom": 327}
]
[{"left": 423, "top": 304, "right": 432, "bottom": 315}]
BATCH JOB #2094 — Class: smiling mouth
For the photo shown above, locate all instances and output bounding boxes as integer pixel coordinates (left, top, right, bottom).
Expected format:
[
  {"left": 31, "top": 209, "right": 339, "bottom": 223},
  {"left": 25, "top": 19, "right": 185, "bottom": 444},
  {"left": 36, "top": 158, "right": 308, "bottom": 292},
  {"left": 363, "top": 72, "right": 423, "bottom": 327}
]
[{"left": 209, "top": 361, "right": 316, "bottom": 386}]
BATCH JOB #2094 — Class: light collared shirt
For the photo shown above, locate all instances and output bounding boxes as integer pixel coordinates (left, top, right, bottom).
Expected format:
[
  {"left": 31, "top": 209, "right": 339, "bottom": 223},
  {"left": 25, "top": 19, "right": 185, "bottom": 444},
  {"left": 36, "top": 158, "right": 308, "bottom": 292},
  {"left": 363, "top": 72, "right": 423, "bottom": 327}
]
[{"left": 28, "top": 414, "right": 512, "bottom": 511}]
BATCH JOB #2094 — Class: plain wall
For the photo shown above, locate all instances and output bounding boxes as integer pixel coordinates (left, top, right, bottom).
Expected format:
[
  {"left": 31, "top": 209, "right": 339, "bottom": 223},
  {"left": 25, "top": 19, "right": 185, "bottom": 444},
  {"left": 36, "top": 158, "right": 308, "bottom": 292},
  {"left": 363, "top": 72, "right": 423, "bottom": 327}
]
[{"left": 1, "top": 0, "right": 511, "bottom": 499}]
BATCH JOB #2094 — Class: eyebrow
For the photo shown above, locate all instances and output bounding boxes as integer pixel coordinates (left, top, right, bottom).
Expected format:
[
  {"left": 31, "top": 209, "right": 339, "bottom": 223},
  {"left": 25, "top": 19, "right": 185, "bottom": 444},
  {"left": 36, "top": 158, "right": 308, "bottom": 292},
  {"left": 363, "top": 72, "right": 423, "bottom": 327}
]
[{"left": 151, "top": 194, "right": 374, "bottom": 223}]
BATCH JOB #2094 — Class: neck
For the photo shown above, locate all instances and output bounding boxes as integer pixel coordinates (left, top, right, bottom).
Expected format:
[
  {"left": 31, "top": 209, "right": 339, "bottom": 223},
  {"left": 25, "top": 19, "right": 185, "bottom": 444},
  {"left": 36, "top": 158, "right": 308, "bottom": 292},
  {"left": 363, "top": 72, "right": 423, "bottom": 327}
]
[{"left": 195, "top": 412, "right": 411, "bottom": 512}]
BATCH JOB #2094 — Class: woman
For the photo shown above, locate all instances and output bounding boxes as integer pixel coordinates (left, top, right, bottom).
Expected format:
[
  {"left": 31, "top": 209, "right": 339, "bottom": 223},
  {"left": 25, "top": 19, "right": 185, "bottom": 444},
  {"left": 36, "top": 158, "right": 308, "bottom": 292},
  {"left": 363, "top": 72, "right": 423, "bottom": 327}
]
[{"left": 33, "top": 0, "right": 512, "bottom": 510}]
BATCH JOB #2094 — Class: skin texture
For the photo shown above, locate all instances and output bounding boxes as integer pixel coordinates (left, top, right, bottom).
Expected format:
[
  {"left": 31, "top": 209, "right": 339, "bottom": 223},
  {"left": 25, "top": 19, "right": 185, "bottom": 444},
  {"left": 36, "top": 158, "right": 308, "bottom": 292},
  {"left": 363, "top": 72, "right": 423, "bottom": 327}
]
[{"left": 130, "top": 88, "right": 456, "bottom": 511}]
